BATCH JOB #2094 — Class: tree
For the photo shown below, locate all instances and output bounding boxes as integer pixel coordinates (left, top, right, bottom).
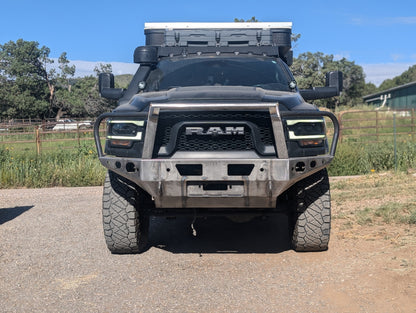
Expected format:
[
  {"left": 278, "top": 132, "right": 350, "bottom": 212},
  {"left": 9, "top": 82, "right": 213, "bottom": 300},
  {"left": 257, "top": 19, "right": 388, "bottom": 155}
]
[
  {"left": 292, "top": 52, "right": 366, "bottom": 109},
  {"left": 0, "top": 39, "right": 78, "bottom": 119},
  {"left": 291, "top": 33, "right": 301, "bottom": 48},
  {"left": 50, "top": 52, "right": 77, "bottom": 119},
  {"left": 40, "top": 47, "right": 56, "bottom": 116},
  {"left": 234, "top": 17, "right": 258, "bottom": 23},
  {"left": 378, "top": 64, "right": 416, "bottom": 91},
  {"left": 67, "top": 76, "right": 115, "bottom": 117},
  {"left": 57, "top": 52, "right": 76, "bottom": 90},
  {"left": 331, "top": 57, "right": 366, "bottom": 108},
  {"left": 363, "top": 82, "right": 377, "bottom": 96},
  {"left": 0, "top": 39, "right": 50, "bottom": 119},
  {"left": 94, "top": 63, "right": 112, "bottom": 75}
]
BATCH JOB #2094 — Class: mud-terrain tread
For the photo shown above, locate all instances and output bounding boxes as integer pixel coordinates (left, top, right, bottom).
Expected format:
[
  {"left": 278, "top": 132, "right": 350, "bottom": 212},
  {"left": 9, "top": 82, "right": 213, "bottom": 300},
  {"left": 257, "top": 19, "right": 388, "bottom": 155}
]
[
  {"left": 102, "top": 171, "right": 149, "bottom": 254},
  {"left": 290, "top": 169, "right": 331, "bottom": 252}
]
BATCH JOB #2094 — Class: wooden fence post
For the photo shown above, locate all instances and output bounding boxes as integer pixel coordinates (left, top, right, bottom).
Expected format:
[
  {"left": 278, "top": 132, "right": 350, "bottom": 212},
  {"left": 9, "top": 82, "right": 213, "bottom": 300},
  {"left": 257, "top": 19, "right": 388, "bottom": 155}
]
[
  {"left": 35, "top": 127, "right": 41, "bottom": 155},
  {"left": 77, "top": 123, "right": 81, "bottom": 148},
  {"left": 338, "top": 112, "right": 343, "bottom": 143},
  {"left": 412, "top": 108, "right": 415, "bottom": 142}
]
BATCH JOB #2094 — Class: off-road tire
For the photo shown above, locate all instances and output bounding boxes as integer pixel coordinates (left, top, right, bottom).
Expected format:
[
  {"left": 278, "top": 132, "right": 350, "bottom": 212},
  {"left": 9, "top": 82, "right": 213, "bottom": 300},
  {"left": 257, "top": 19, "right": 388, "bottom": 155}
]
[
  {"left": 102, "top": 170, "right": 150, "bottom": 254},
  {"left": 289, "top": 169, "right": 331, "bottom": 252}
]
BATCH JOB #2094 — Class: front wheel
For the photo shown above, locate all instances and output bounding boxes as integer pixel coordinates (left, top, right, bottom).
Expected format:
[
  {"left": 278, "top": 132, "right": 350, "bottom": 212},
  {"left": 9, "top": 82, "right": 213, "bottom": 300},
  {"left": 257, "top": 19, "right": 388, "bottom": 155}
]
[
  {"left": 102, "top": 171, "right": 151, "bottom": 254},
  {"left": 289, "top": 169, "right": 331, "bottom": 252}
]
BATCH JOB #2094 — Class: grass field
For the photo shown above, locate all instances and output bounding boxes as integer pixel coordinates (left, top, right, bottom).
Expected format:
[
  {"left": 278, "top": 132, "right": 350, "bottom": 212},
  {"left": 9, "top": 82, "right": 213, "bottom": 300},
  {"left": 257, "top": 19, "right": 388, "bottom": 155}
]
[
  {"left": 332, "top": 173, "right": 416, "bottom": 224},
  {"left": 0, "top": 143, "right": 106, "bottom": 188},
  {"left": 1, "top": 108, "right": 416, "bottom": 188}
]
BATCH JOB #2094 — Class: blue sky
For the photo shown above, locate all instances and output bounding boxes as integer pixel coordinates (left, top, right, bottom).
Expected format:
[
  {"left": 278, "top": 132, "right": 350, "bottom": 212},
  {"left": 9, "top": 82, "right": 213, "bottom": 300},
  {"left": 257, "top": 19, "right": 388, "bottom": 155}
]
[{"left": 1, "top": 0, "right": 416, "bottom": 85}]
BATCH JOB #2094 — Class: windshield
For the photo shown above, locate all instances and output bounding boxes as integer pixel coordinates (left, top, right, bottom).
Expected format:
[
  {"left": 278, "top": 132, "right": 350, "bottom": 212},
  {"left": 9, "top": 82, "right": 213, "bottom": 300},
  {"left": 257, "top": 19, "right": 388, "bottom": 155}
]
[{"left": 145, "top": 56, "right": 292, "bottom": 92}]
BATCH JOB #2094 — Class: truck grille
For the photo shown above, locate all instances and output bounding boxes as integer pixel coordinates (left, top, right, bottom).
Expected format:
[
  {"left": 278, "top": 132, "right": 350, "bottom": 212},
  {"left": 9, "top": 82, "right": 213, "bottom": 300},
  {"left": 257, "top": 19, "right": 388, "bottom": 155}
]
[{"left": 153, "top": 111, "right": 275, "bottom": 157}]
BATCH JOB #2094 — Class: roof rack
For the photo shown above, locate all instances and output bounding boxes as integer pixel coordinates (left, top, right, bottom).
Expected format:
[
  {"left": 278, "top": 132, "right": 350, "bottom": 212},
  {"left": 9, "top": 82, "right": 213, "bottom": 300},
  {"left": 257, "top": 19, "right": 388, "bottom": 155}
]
[
  {"left": 135, "top": 22, "right": 293, "bottom": 65},
  {"left": 144, "top": 22, "right": 292, "bottom": 48}
]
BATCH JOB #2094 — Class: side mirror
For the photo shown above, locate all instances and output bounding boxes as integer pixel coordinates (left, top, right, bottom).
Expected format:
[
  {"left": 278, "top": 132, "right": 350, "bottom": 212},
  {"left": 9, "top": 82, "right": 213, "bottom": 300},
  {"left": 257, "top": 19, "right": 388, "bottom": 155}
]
[
  {"left": 326, "top": 71, "right": 343, "bottom": 92},
  {"left": 98, "top": 73, "right": 124, "bottom": 100},
  {"left": 300, "top": 71, "right": 343, "bottom": 101}
]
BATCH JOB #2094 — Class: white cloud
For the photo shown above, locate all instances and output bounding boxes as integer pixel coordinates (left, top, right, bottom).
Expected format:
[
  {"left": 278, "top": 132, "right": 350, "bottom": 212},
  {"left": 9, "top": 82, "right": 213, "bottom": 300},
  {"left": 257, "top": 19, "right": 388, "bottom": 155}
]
[
  {"left": 361, "top": 63, "right": 414, "bottom": 86},
  {"left": 71, "top": 60, "right": 139, "bottom": 77},
  {"left": 352, "top": 16, "right": 416, "bottom": 26},
  {"left": 46, "top": 59, "right": 139, "bottom": 77},
  {"left": 390, "top": 16, "right": 416, "bottom": 24},
  {"left": 390, "top": 54, "right": 404, "bottom": 62},
  {"left": 333, "top": 52, "right": 351, "bottom": 61}
]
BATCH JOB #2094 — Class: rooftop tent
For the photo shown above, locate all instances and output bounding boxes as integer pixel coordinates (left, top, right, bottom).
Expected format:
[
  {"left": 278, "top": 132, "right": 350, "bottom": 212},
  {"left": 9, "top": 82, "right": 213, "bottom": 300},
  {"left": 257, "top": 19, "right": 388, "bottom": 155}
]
[{"left": 135, "top": 22, "right": 293, "bottom": 65}]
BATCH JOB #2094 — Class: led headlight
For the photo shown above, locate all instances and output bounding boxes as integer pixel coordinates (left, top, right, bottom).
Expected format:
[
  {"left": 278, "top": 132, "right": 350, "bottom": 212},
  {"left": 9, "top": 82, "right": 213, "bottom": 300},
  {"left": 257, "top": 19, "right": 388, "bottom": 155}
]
[
  {"left": 286, "top": 119, "right": 326, "bottom": 147},
  {"left": 106, "top": 120, "right": 145, "bottom": 147}
]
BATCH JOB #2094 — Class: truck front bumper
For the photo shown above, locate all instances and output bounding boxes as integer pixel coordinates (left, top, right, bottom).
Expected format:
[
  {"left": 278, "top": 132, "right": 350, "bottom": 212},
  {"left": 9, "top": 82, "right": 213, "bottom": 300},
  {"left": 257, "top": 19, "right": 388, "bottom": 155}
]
[
  {"left": 98, "top": 154, "right": 333, "bottom": 209},
  {"left": 94, "top": 103, "right": 339, "bottom": 209}
]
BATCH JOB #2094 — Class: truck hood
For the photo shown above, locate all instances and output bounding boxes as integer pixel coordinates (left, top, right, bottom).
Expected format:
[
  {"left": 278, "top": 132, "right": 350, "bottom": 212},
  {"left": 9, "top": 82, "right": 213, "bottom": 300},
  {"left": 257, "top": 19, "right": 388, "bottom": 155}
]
[{"left": 114, "top": 86, "right": 317, "bottom": 112}]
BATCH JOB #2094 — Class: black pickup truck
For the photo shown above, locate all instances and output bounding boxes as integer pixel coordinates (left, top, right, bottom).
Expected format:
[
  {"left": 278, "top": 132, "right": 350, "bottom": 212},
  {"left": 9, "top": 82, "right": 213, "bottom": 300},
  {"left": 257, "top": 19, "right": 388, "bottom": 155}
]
[{"left": 94, "top": 22, "right": 341, "bottom": 253}]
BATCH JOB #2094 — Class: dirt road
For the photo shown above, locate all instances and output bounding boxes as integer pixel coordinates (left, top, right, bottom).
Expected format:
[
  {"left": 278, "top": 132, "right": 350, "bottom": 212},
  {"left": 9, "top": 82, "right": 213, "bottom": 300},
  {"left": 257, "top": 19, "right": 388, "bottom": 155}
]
[{"left": 1, "top": 184, "right": 415, "bottom": 312}]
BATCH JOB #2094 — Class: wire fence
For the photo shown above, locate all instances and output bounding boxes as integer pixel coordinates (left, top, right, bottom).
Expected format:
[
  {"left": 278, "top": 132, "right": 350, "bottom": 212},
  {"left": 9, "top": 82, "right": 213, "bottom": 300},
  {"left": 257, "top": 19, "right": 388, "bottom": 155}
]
[
  {"left": 338, "top": 108, "right": 416, "bottom": 144},
  {"left": 0, "top": 119, "right": 104, "bottom": 154},
  {"left": 336, "top": 109, "right": 416, "bottom": 172},
  {"left": 2, "top": 109, "right": 416, "bottom": 155}
]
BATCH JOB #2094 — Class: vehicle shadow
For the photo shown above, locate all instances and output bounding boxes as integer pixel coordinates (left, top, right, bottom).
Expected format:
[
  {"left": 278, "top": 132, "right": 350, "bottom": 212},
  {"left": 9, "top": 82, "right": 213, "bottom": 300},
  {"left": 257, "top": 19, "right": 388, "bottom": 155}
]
[
  {"left": 148, "top": 213, "right": 291, "bottom": 254},
  {"left": 0, "top": 206, "right": 34, "bottom": 225}
]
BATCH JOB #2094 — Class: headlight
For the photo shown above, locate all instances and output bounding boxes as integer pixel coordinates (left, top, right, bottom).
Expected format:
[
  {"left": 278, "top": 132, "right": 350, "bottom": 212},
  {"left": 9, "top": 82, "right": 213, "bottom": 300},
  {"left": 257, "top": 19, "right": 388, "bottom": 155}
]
[
  {"left": 106, "top": 120, "right": 145, "bottom": 147},
  {"left": 286, "top": 119, "right": 326, "bottom": 147}
]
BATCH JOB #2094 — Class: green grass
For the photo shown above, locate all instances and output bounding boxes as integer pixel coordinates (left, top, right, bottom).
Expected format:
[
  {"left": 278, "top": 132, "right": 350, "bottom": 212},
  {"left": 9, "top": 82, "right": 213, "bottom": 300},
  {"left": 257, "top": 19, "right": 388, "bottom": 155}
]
[
  {"left": 2, "top": 138, "right": 416, "bottom": 188},
  {"left": 328, "top": 141, "right": 416, "bottom": 176},
  {"left": 2, "top": 107, "right": 416, "bottom": 186},
  {"left": 0, "top": 127, "right": 105, "bottom": 153},
  {"left": 375, "top": 202, "right": 416, "bottom": 224},
  {"left": 0, "top": 144, "right": 106, "bottom": 188},
  {"left": 0, "top": 126, "right": 107, "bottom": 188},
  {"left": 356, "top": 207, "right": 373, "bottom": 225},
  {"left": 355, "top": 202, "right": 416, "bottom": 225},
  {"left": 331, "top": 173, "right": 416, "bottom": 230}
]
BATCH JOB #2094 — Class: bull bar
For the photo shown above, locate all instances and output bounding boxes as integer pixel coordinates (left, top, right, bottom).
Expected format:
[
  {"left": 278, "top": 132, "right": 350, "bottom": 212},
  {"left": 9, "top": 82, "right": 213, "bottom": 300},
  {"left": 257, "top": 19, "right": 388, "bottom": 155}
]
[{"left": 94, "top": 103, "right": 339, "bottom": 209}]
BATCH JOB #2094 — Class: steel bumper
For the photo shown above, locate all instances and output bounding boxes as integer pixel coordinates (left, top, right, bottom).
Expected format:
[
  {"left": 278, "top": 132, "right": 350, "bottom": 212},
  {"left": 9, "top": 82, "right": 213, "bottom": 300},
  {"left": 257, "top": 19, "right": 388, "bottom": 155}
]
[
  {"left": 94, "top": 103, "right": 339, "bottom": 209},
  {"left": 99, "top": 155, "right": 333, "bottom": 208}
]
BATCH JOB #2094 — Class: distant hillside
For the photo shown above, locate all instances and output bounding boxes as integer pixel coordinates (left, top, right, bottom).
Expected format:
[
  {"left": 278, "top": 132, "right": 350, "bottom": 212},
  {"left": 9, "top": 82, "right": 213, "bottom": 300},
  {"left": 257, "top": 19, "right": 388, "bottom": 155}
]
[{"left": 115, "top": 74, "right": 133, "bottom": 89}]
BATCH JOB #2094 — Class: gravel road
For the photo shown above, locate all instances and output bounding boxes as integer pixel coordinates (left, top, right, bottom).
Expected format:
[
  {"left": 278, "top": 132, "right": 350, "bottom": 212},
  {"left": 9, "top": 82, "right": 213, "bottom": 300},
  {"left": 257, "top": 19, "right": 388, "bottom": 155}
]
[{"left": 1, "top": 186, "right": 415, "bottom": 312}]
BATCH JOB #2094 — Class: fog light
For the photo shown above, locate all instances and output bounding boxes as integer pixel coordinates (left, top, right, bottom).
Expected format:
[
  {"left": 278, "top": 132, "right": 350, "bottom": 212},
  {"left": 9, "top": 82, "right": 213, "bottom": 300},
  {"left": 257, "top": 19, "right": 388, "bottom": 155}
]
[
  {"left": 299, "top": 139, "right": 323, "bottom": 147},
  {"left": 109, "top": 139, "right": 132, "bottom": 147}
]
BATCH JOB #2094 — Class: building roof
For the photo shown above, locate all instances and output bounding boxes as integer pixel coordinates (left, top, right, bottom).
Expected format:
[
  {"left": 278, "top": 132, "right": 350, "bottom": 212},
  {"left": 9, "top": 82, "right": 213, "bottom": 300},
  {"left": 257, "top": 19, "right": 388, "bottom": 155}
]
[{"left": 363, "top": 81, "right": 416, "bottom": 101}]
